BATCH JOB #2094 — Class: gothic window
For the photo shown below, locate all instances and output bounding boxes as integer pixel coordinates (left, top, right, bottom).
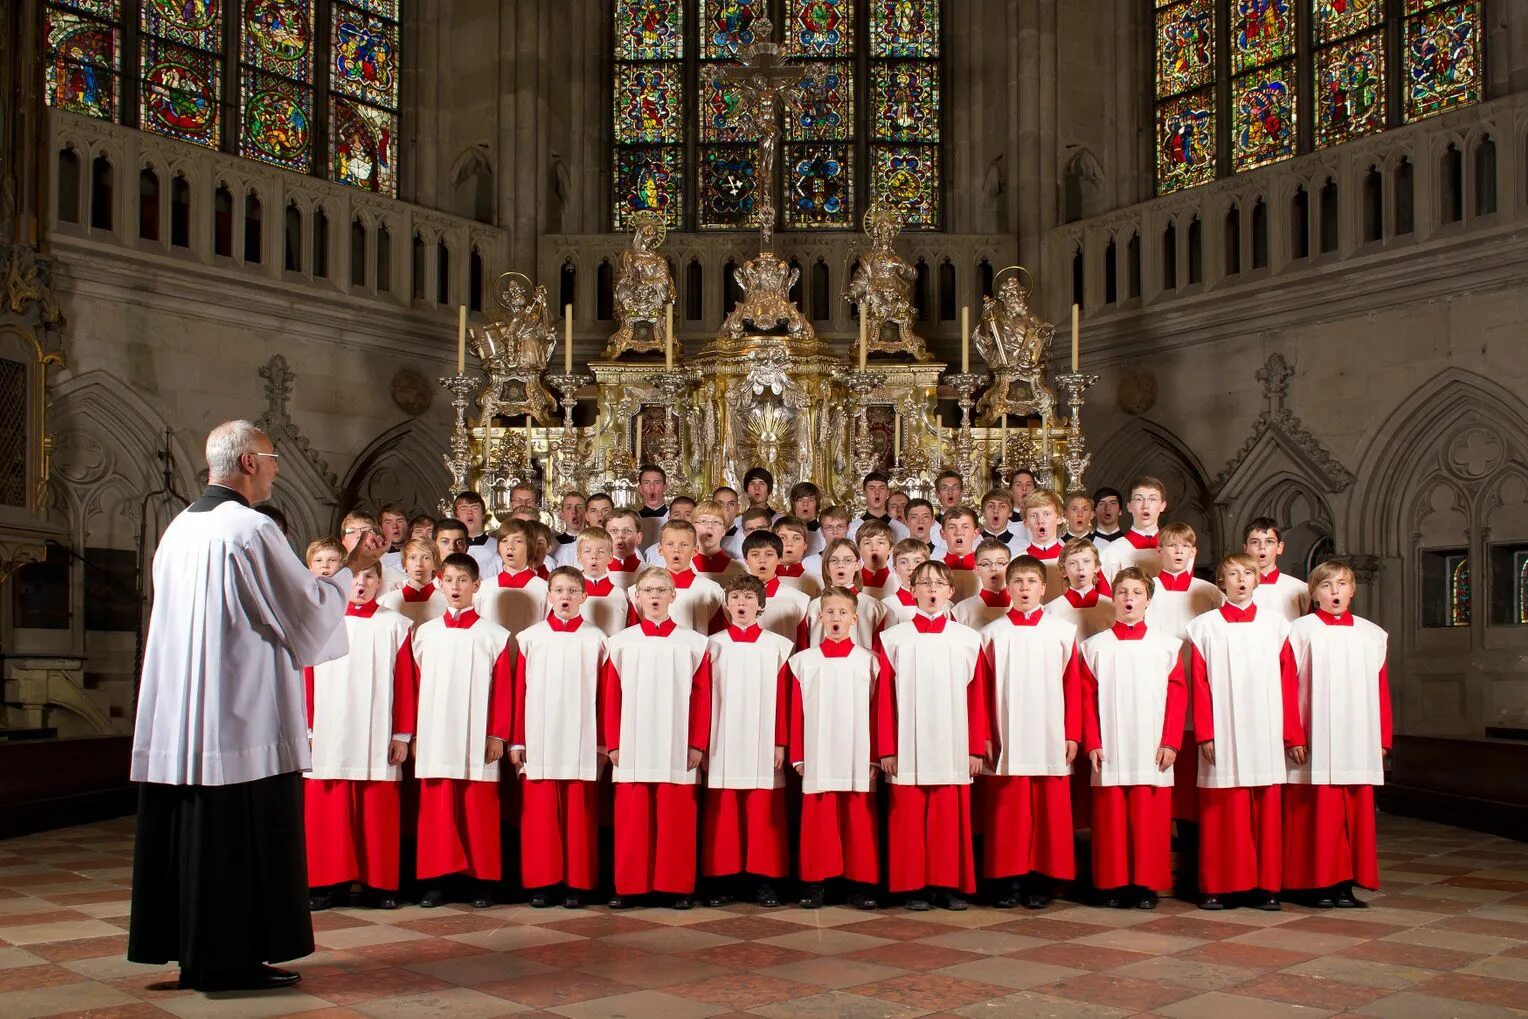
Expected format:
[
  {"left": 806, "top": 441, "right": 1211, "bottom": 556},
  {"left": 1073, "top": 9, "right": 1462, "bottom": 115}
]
[
  {"left": 1153, "top": 0, "right": 1483, "bottom": 194},
  {"left": 43, "top": 1, "right": 402, "bottom": 198},
  {"left": 1421, "top": 547, "right": 1470, "bottom": 627},
  {"left": 1488, "top": 544, "right": 1528, "bottom": 626},
  {"left": 612, "top": 0, "right": 944, "bottom": 232}
]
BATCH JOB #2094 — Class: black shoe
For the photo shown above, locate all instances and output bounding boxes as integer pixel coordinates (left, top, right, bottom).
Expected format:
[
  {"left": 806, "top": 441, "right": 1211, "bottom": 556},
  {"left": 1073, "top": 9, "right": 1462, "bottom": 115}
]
[
  {"left": 756, "top": 882, "right": 782, "bottom": 908},
  {"left": 1136, "top": 890, "right": 1159, "bottom": 910},
  {"left": 1312, "top": 886, "right": 1338, "bottom": 909},
  {"left": 800, "top": 883, "right": 825, "bottom": 909},
  {"left": 470, "top": 884, "right": 494, "bottom": 909},
  {"left": 367, "top": 888, "right": 400, "bottom": 910},
  {"left": 608, "top": 895, "right": 634, "bottom": 909},
  {"left": 563, "top": 892, "right": 584, "bottom": 909},
  {"left": 904, "top": 895, "right": 932, "bottom": 911},
  {"left": 308, "top": 888, "right": 336, "bottom": 911},
  {"left": 1199, "top": 895, "right": 1227, "bottom": 911},
  {"left": 1334, "top": 884, "right": 1365, "bottom": 908},
  {"left": 1250, "top": 891, "right": 1281, "bottom": 911},
  {"left": 993, "top": 892, "right": 1020, "bottom": 909},
  {"left": 704, "top": 891, "right": 732, "bottom": 908},
  {"left": 1021, "top": 890, "right": 1050, "bottom": 910},
  {"left": 671, "top": 895, "right": 696, "bottom": 910},
  {"left": 419, "top": 886, "right": 447, "bottom": 908},
  {"left": 931, "top": 889, "right": 968, "bottom": 911},
  {"left": 1101, "top": 889, "right": 1127, "bottom": 909},
  {"left": 847, "top": 886, "right": 879, "bottom": 910},
  {"left": 180, "top": 965, "right": 301, "bottom": 992},
  {"left": 528, "top": 889, "right": 554, "bottom": 909}
]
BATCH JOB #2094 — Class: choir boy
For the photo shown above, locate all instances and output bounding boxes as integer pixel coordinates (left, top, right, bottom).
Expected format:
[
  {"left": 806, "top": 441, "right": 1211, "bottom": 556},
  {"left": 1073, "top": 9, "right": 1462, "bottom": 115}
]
[
  {"left": 406, "top": 513, "right": 436, "bottom": 543},
  {"left": 601, "top": 567, "right": 713, "bottom": 908},
  {"left": 1091, "top": 487, "right": 1125, "bottom": 547},
  {"left": 432, "top": 519, "right": 472, "bottom": 575},
  {"left": 905, "top": 498, "right": 942, "bottom": 555},
  {"left": 627, "top": 520, "right": 725, "bottom": 633},
  {"left": 738, "top": 506, "right": 776, "bottom": 544},
  {"left": 743, "top": 467, "right": 777, "bottom": 514},
  {"left": 702, "top": 575, "right": 795, "bottom": 907},
  {"left": 412, "top": 553, "right": 513, "bottom": 908},
  {"left": 475, "top": 519, "right": 549, "bottom": 640},
  {"left": 772, "top": 516, "right": 822, "bottom": 599},
  {"left": 341, "top": 511, "right": 407, "bottom": 592},
  {"left": 714, "top": 486, "right": 745, "bottom": 558},
  {"left": 636, "top": 464, "right": 671, "bottom": 549},
  {"left": 1188, "top": 554, "right": 1296, "bottom": 911},
  {"left": 803, "top": 537, "right": 888, "bottom": 648},
  {"left": 789, "top": 482, "right": 827, "bottom": 556},
  {"left": 1080, "top": 567, "right": 1186, "bottom": 909},
  {"left": 1064, "top": 493, "right": 1098, "bottom": 545},
  {"left": 979, "top": 489, "right": 1027, "bottom": 552},
  {"left": 453, "top": 491, "right": 502, "bottom": 577},
  {"left": 378, "top": 538, "right": 447, "bottom": 628},
  {"left": 740, "top": 529, "right": 811, "bottom": 644},
  {"left": 604, "top": 509, "right": 646, "bottom": 591},
  {"left": 644, "top": 497, "right": 696, "bottom": 564},
  {"left": 954, "top": 539, "right": 1012, "bottom": 630},
  {"left": 1099, "top": 476, "right": 1168, "bottom": 581},
  {"left": 379, "top": 503, "right": 409, "bottom": 555},
  {"left": 692, "top": 500, "right": 744, "bottom": 584},
  {"left": 888, "top": 490, "right": 910, "bottom": 525},
  {"left": 934, "top": 470, "right": 965, "bottom": 519},
  {"left": 978, "top": 555, "right": 1080, "bottom": 908},
  {"left": 585, "top": 493, "right": 614, "bottom": 530},
  {"left": 1282, "top": 560, "right": 1390, "bottom": 909},
  {"left": 849, "top": 471, "right": 910, "bottom": 541},
  {"left": 801, "top": 504, "right": 851, "bottom": 578},
  {"left": 876, "top": 561, "right": 987, "bottom": 910},
  {"left": 551, "top": 491, "right": 586, "bottom": 566},
  {"left": 574, "top": 527, "right": 626, "bottom": 636},
  {"left": 306, "top": 537, "right": 344, "bottom": 578},
  {"left": 881, "top": 538, "right": 932, "bottom": 625},
  {"left": 938, "top": 506, "right": 983, "bottom": 602},
  {"left": 305, "top": 563, "right": 418, "bottom": 911},
  {"left": 1021, "top": 491, "right": 1069, "bottom": 600},
  {"left": 854, "top": 519, "right": 896, "bottom": 599},
  {"left": 1244, "top": 517, "right": 1312, "bottom": 621},
  {"left": 532, "top": 522, "right": 556, "bottom": 578},
  {"left": 1007, "top": 470, "right": 1037, "bottom": 528},
  {"left": 791, "top": 586, "right": 881, "bottom": 909},
  {"left": 1044, "top": 538, "right": 1114, "bottom": 640},
  {"left": 511, "top": 567, "right": 606, "bottom": 908}
]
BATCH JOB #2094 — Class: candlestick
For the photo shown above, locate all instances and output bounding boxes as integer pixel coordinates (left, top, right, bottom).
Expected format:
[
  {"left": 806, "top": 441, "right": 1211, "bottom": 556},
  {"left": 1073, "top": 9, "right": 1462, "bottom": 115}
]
[
  {"left": 961, "top": 305, "right": 970, "bottom": 373},
  {"left": 1001, "top": 414, "right": 1008, "bottom": 467},
  {"left": 456, "top": 305, "right": 466, "bottom": 374},
  {"left": 564, "top": 304, "right": 573, "bottom": 373},
  {"left": 525, "top": 415, "right": 533, "bottom": 462},
  {"left": 858, "top": 310, "right": 867, "bottom": 370},
  {"left": 665, "top": 304, "right": 674, "bottom": 369},
  {"left": 634, "top": 415, "right": 642, "bottom": 462},
  {"left": 894, "top": 414, "right": 901, "bottom": 461},
  {"left": 1071, "top": 303, "right": 1080, "bottom": 373}
]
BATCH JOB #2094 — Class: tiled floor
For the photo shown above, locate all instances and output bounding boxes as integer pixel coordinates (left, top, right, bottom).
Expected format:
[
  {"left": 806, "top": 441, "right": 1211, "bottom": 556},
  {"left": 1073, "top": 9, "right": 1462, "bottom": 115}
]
[{"left": 3, "top": 814, "right": 1528, "bottom": 1017}]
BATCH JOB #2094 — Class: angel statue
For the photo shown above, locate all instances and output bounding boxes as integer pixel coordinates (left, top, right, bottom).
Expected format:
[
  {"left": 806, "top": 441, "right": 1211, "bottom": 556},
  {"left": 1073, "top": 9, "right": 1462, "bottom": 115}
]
[
  {"left": 603, "top": 211, "right": 679, "bottom": 360},
  {"left": 843, "top": 202, "right": 929, "bottom": 360},
  {"left": 973, "top": 265, "right": 1057, "bottom": 425},
  {"left": 474, "top": 270, "right": 558, "bottom": 422}
]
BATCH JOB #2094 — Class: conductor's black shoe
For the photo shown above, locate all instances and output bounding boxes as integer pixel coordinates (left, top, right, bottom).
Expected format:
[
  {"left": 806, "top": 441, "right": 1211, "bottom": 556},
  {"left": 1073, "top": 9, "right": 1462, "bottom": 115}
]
[
  {"left": 756, "top": 882, "right": 782, "bottom": 907},
  {"left": 563, "top": 892, "right": 585, "bottom": 909},
  {"left": 1250, "top": 891, "right": 1281, "bottom": 911},
  {"left": 671, "top": 895, "right": 697, "bottom": 910},
  {"left": 1198, "top": 895, "right": 1227, "bottom": 911},
  {"left": 1136, "top": 890, "right": 1160, "bottom": 910},
  {"left": 528, "top": 889, "right": 554, "bottom": 908},
  {"left": 180, "top": 965, "right": 301, "bottom": 992},
  {"left": 419, "top": 886, "right": 447, "bottom": 908},
  {"left": 848, "top": 886, "right": 879, "bottom": 910},
  {"left": 800, "top": 883, "right": 825, "bottom": 909}
]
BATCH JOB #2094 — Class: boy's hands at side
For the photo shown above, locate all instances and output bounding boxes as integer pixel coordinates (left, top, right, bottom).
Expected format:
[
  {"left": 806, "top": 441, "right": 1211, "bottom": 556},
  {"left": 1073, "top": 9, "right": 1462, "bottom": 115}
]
[
  {"left": 1155, "top": 746, "right": 1177, "bottom": 771},
  {"left": 879, "top": 755, "right": 897, "bottom": 777},
  {"left": 485, "top": 737, "right": 505, "bottom": 764}
]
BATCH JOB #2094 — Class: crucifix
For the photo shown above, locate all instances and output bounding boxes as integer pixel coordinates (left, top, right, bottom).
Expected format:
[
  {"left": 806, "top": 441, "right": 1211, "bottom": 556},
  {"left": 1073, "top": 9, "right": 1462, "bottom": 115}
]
[{"left": 717, "top": 15, "right": 806, "bottom": 252}]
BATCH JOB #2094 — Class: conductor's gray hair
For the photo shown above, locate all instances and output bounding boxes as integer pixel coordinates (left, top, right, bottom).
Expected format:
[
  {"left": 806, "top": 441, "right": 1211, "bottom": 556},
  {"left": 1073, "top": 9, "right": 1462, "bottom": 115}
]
[{"left": 205, "top": 420, "right": 266, "bottom": 479}]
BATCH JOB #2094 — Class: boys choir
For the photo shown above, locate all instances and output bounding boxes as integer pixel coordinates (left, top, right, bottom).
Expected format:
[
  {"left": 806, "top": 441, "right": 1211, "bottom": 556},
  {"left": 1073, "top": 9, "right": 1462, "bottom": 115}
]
[{"left": 300, "top": 468, "right": 1389, "bottom": 914}]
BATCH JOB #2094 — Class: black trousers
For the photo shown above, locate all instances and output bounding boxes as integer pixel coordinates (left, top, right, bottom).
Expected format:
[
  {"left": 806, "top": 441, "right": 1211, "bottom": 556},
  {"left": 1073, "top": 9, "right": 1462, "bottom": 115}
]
[{"left": 128, "top": 771, "right": 314, "bottom": 976}]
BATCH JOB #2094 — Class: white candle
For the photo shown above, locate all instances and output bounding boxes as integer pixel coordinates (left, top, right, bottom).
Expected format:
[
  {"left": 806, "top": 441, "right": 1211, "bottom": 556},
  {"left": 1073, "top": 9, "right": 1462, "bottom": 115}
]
[
  {"left": 1071, "top": 303, "right": 1080, "bottom": 372},
  {"left": 858, "top": 311, "right": 867, "bottom": 370},
  {"left": 564, "top": 304, "right": 573, "bottom": 373},
  {"left": 894, "top": 414, "right": 901, "bottom": 460},
  {"left": 665, "top": 304, "right": 674, "bottom": 369},
  {"left": 1000, "top": 415, "right": 1008, "bottom": 462},
  {"left": 634, "top": 416, "right": 642, "bottom": 461},
  {"left": 525, "top": 415, "right": 533, "bottom": 458},
  {"left": 961, "top": 305, "right": 970, "bottom": 373},
  {"left": 456, "top": 305, "right": 466, "bottom": 374}
]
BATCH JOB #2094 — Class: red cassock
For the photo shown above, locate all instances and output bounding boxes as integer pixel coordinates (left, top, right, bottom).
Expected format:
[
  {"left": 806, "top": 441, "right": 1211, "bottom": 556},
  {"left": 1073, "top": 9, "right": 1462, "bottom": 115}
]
[
  {"left": 1188, "top": 602, "right": 1300, "bottom": 895},
  {"left": 1146, "top": 570, "right": 1224, "bottom": 824},
  {"left": 304, "top": 601, "right": 419, "bottom": 891},
  {"left": 411, "top": 608, "right": 514, "bottom": 882},
  {"left": 1282, "top": 610, "right": 1391, "bottom": 891},
  {"left": 1080, "top": 621, "right": 1187, "bottom": 892},
  {"left": 875, "top": 613, "right": 987, "bottom": 895},
  {"left": 977, "top": 608, "right": 1082, "bottom": 882},
  {"left": 600, "top": 618, "right": 713, "bottom": 895},
  {"left": 789, "top": 639, "right": 880, "bottom": 884},
  {"left": 702, "top": 625, "right": 795, "bottom": 879},
  {"left": 512, "top": 613, "right": 607, "bottom": 891}
]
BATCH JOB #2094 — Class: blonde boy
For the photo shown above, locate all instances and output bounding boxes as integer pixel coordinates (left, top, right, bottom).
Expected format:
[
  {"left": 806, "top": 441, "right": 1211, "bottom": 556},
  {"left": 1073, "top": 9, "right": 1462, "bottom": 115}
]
[
  {"left": 953, "top": 539, "right": 1012, "bottom": 630},
  {"left": 692, "top": 500, "right": 744, "bottom": 583},
  {"left": 475, "top": 518, "right": 549, "bottom": 641},
  {"left": 1021, "top": 491, "right": 1068, "bottom": 600},
  {"left": 882, "top": 537, "right": 932, "bottom": 625},
  {"left": 854, "top": 519, "right": 896, "bottom": 598},
  {"left": 1098, "top": 475, "right": 1169, "bottom": 581},
  {"left": 306, "top": 537, "right": 345, "bottom": 578},
  {"left": 1044, "top": 538, "right": 1115, "bottom": 639},
  {"left": 575, "top": 526, "right": 626, "bottom": 635},
  {"left": 1064, "top": 493, "right": 1097, "bottom": 545},
  {"left": 378, "top": 538, "right": 447, "bottom": 628},
  {"left": 627, "top": 520, "right": 725, "bottom": 633}
]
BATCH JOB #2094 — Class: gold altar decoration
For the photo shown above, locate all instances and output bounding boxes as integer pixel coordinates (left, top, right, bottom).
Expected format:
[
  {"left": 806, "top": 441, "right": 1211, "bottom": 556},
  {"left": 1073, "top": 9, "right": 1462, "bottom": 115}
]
[
  {"left": 602, "top": 212, "right": 679, "bottom": 361},
  {"left": 473, "top": 271, "right": 558, "bottom": 423},
  {"left": 844, "top": 202, "right": 930, "bottom": 361},
  {"left": 974, "top": 266, "right": 1057, "bottom": 426}
]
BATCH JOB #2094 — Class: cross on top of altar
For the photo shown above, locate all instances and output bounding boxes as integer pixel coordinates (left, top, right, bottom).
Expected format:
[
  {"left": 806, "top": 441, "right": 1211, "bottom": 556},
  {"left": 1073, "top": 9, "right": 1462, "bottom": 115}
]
[{"left": 717, "top": 15, "right": 805, "bottom": 251}]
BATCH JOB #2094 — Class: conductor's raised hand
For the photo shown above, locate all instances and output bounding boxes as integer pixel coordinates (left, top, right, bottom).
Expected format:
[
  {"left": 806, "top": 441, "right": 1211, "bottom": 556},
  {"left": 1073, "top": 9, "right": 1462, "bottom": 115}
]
[
  {"left": 485, "top": 737, "right": 505, "bottom": 764},
  {"left": 345, "top": 530, "right": 387, "bottom": 572}
]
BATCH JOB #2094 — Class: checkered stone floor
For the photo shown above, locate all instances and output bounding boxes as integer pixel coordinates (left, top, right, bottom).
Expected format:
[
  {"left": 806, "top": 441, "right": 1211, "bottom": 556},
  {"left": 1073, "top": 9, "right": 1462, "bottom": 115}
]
[{"left": 3, "top": 814, "right": 1528, "bottom": 1017}]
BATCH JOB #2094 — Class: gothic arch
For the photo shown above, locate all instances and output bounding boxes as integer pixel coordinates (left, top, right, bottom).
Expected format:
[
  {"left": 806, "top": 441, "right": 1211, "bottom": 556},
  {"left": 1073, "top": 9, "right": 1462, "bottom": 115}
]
[
  {"left": 1089, "top": 417, "right": 1222, "bottom": 555},
  {"left": 338, "top": 419, "right": 451, "bottom": 529}
]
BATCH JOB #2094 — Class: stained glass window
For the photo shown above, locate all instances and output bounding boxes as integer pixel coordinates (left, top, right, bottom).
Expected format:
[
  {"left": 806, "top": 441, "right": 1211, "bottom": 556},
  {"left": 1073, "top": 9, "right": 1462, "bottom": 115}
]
[
  {"left": 1404, "top": 1, "right": 1481, "bottom": 121},
  {"left": 1315, "top": 30, "right": 1385, "bottom": 147},
  {"left": 1230, "top": 0, "right": 1294, "bottom": 74},
  {"left": 789, "top": 0, "right": 854, "bottom": 57},
  {"left": 868, "top": 0, "right": 940, "bottom": 227},
  {"left": 45, "top": 2, "right": 122, "bottom": 123},
  {"left": 789, "top": 142, "right": 852, "bottom": 227},
  {"left": 1156, "top": 92, "right": 1217, "bottom": 191},
  {"left": 615, "top": 1, "right": 685, "bottom": 229},
  {"left": 240, "top": 0, "right": 316, "bottom": 173},
  {"left": 1155, "top": 0, "right": 1216, "bottom": 193},
  {"left": 1448, "top": 554, "right": 1470, "bottom": 626},
  {"left": 697, "top": 0, "right": 758, "bottom": 228},
  {"left": 138, "top": 0, "right": 224, "bottom": 148},
  {"left": 329, "top": 1, "right": 399, "bottom": 195},
  {"left": 1232, "top": 65, "right": 1296, "bottom": 170}
]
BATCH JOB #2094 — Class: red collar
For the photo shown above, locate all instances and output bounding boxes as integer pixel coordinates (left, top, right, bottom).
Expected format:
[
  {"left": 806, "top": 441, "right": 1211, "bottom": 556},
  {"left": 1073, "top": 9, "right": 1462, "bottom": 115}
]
[
  {"left": 1157, "top": 570, "right": 1193, "bottom": 592},
  {"left": 727, "top": 623, "right": 763, "bottom": 643},
  {"left": 763, "top": 577, "right": 782, "bottom": 597},
  {"left": 1263, "top": 566, "right": 1282, "bottom": 584},
  {"left": 1220, "top": 601, "right": 1257, "bottom": 623},
  {"left": 819, "top": 637, "right": 855, "bottom": 657},
  {"left": 1006, "top": 607, "right": 1043, "bottom": 626},
  {"left": 861, "top": 566, "right": 889, "bottom": 587},
  {"left": 1314, "top": 609, "right": 1354, "bottom": 626},
  {"left": 609, "top": 555, "right": 640, "bottom": 573},
  {"left": 979, "top": 589, "right": 1011, "bottom": 607},
  {"left": 912, "top": 612, "right": 948, "bottom": 634},
  {"left": 777, "top": 562, "right": 805, "bottom": 578},
  {"left": 547, "top": 612, "right": 584, "bottom": 632},
  {"left": 442, "top": 608, "right": 481, "bottom": 629},
  {"left": 895, "top": 588, "right": 917, "bottom": 606},
  {"left": 1123, "top": 529, "right": 1158, "bottom": 549},
  {"left": 670, "top": 568, "right": 697, "bottom": 589},
  {"left": 346, "top": 600, "right": 380, "bottom": 618},
  {"left": 535, "top": 565, "right": 549, "bottom": 580},
  {"left": 1111, "top": 620, "right": 1148, "bottom": 640},
  {"left": 694, "top": 551, "right": 732, "bottom": 573},
  {"left": 1065, "top": 586, "right": 1100, "bottom": 608},
  {"left": 401, "top": 582, "right": 436, "bottom": 603},
  {"left": 1026, "top": 542, "right": 1061, "bottom": 561},
  {"left": 498, "top": 568, "right": 536, "bottom": 588},
  {"left": 639, "top": 617, "right": 678, "bottom": 637},
  {"left": 943, "top": 552, "right": 975, "bottom": 570},
  {"left": 583, "top": 575, "right": 614, "bottom": 597}
]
